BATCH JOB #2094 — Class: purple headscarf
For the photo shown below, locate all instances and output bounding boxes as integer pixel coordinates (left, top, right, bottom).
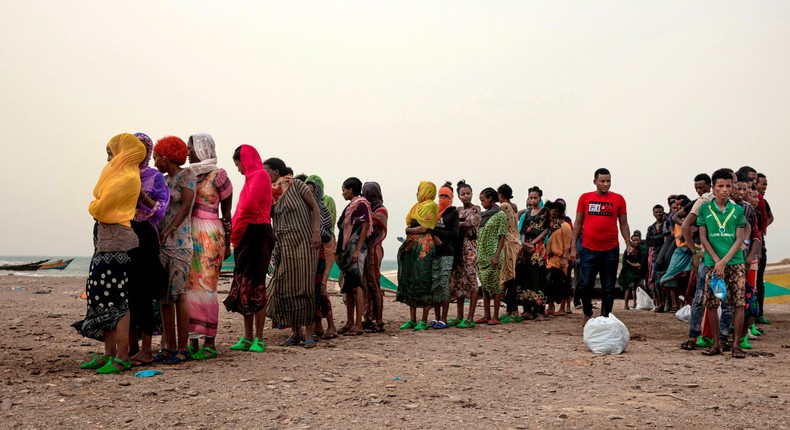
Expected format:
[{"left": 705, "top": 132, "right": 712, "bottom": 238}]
[{"left": 133, "top": 132, "right": 170, "bottom": 229}]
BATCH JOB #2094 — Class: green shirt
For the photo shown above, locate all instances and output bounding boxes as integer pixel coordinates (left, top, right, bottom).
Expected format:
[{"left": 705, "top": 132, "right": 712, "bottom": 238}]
[
  {"left": 697, "top": 200, "right": 746, "bottom": 266},
  {"left": 324, "top": 195, "right": 337, "bottom": 235}
]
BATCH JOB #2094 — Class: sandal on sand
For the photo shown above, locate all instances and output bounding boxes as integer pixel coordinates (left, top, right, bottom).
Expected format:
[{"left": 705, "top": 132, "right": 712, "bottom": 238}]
[
  {"left": 281, "top": 337, "right": 301, "bottom": 347},
  {"left": 80, "top": 353, "right": 111, "bottom": 370},
  {"left": 164, "top": 350, "right": 191, "bottom": 365},
  {"left": 230, "top": 337, "right": 252, "bottom": 351},
  {"left": 249, "top": 338, "right": 265, "bottom": 353},
  {"left": 153, "top": 349, "right": 174, "bottom": 363},
  {"left": 321, "top": 332, "right": 338, "bottom": 340},
  {"left": 191, "top": 347, "right": 218, "bottom": 360},
  {"left": 680, "top": 340, "right": 696, "bottom": 350},
  {"left": 474, "top": 317, "right": 489, "bottom": 324},
  {"left": 337, "top": 326, "right": 352, "bottom": 335},
  {"left": 731, "top": 347, "right": 746, "bottom": 359},
  {"left": 303, "top": 339, "right": 317, "bottom": 349},
  {"left": 487, "top": 319, "right": 501, "bottom": 325},
  {"left": 701, "top": 347, "right": 721, "bottom": 356},
  {"left": 97, "top": 357, "right": 132, "bottom": 375}
]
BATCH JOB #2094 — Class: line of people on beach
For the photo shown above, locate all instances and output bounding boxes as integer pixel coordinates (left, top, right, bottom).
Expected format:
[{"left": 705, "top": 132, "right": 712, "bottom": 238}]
[{"left": 73, "top": 132, "right": 775, "bottom": 374}]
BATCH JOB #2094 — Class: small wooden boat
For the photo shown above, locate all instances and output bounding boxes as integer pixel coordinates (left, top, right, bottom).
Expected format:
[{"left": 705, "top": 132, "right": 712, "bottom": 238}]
[
  {"left": 0, "top": 259, "right": 49, "bottom": 271},
  {"left": 39, "top": 258, "right": 75, "bottom": 270}
]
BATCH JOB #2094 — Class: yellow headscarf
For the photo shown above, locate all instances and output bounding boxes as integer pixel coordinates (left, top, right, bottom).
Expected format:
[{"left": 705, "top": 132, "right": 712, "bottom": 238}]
[
  {"left": 405, "top": 181, "right": 438, "bottom": 229},
  {"left": 89, "top": 133, "right": 146, "bottom": 227}
]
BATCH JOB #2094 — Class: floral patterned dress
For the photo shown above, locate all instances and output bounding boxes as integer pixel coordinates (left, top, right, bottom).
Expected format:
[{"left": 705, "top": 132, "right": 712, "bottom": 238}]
[
  {"left": 451, "top": 205, "right": 481, "bottom": 300},
  {"left": 517, "top": 207, "right": 550, "bottom": 309},
  {"left": 397, "top": 221, "right": 436, "bottom": 307},
  {"left": 187, "top": 169, "right": 232, "bottom": 337}
]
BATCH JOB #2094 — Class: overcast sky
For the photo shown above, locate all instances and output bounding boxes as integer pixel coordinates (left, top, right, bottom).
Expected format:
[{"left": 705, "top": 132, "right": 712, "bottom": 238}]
[{"left": 1, "top": 1, "right": 788, "bottom": 262}]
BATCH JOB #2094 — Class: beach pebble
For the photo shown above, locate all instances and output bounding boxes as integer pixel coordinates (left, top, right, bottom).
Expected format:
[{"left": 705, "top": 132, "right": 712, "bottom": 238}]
[
  {"left": 118, "top": 381, "right": 130, "bottom": 387},
  {"left": 283, "top": 377, "right": 296, "bottom": 383},
  {"left": 1, "top": 399, "right": 13, "bottom": 411},
  {"left": 33, "top": 289, "right": 51, "bottom": 294},
  {"left": 608, "top": 415, "right": 625, "bottom": 420},
  {"left": 558, "top": 413, "right": 569, "bottom": 419},
  {"left": 187, "top": 390, "right": 198, "bottom": 397},
  {"left": 404, "top": 403, "right": 418, "bottom": 410},
  {"left": 321, "top": 377, "right": 336, "bottom": 383}
]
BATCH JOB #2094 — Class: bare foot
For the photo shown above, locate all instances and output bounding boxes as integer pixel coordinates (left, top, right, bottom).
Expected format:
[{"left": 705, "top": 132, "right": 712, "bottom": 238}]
[
  {"left": 131, "top": 351, "right": 154, "bottom": 365},
  {"left": 337, "top": 324, "right": 352, "bottom": 335}
]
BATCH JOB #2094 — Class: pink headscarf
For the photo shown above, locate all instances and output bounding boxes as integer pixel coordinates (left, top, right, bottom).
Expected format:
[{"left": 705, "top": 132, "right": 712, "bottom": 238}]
[{"left": 231, "top": 145, "right": 272, "bottom": 247}]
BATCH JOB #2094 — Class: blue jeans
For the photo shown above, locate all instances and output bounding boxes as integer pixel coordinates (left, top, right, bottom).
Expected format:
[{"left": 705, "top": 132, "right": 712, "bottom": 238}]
[
  {"left": 579, "top": 246, "right": 619, "bottom": 317},
  {"left": 688, "top": 261, "right": 734, "bottom": 341}
]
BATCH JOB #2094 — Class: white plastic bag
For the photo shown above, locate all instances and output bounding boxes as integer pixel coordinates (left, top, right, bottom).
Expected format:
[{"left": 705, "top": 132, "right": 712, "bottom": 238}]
[
  {"left": 675, "top": 304, "right": 691, "bottom": 322},
  {"left": 583, "top": 313, "right": 630, "bottom": 355},
  {"left": 635, "top": 287, "right": 654, "bottom": 311}
]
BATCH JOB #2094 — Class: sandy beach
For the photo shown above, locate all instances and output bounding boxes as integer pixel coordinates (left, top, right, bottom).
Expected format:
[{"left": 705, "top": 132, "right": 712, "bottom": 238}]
[{"left": 0, "top": 274, "right": 788, "bottom": 430}]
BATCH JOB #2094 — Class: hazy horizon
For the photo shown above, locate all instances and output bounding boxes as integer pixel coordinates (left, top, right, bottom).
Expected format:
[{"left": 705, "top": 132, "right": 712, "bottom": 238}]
[{"left": 1, "top": 2, "right": 787, "bottom": 263}]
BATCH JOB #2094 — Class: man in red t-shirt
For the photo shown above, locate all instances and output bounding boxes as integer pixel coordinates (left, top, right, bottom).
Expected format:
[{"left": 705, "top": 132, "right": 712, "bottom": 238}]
[{"left": 570, "top": 168, "right": 634, "bottom": 323}]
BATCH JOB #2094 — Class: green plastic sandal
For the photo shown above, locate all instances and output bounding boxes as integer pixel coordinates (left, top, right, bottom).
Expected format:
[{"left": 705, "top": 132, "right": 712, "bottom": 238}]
[
  {"left": 739, "top": 335, "right": 752, "bottom": 350},
  {"left": 413, "top": 321, "right": 428, "bottom": 331},
  {"left": 399, "top": 320, "right": 416, "bottom": 330},
  {"left": 192, "top": 347, "right": 218, "bottom": 360},
  {"left": 447, "top": 318, "right": 460, "bottom": 327},
  {"left": 249, "top": 338, "right": 265, "bottom": 353},
  {"left": 696, "top": 336, "right": 714, "bottom": 348},
  {"left": 750, "top": 324, "right": 762, "bottom": 336},
  {"left": 230, "top": 337, "right": 252, "bottom": 351},
  {"left": 96, "top": 357, "right": 131, "bottom": 375},
  {"left": 80, "top": 353, "right": 110, "bottom": 370}
]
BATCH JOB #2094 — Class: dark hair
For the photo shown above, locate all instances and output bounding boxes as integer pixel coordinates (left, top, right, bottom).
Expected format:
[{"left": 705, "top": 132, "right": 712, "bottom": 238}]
[
  {"left": 694, "top": 173, "right": 711, "bottom": 185},
  {"left": 456, "top": 179, "right": 472, "bottom": 194},
  {"left": 233, "top": 146, "right": 242, "bottom": 161},
  {"left": 528, "top": 186, "right": 543, "bottom": 197},
  {"left": 737, "top": 166, "right": 756, "bottom": 174},
  {"left": 633, "top": 230, "right": 642, "bottom": 238},
  {"left": 594, "top": 168, "right": 610, "bottom": 179},
  {"left": 295, "top": 173, "right": 308, "bottom": 182},
  {"left": 480, "top": 187, "right": 498, "bottom": 202},
  {"left": 757, "top": 173, "right": 766, "bottom": 180},
  {"left": 342, "top": 177, "right": 362, "bottom": 196},
  {"left": 712, "top": 168, "right": 734, "bottom": 184},
  {"left": 676, "top": 194, "right": 691, "bottom": 207},
  {"left": 263, "top": 157, "right": 287, "bottom": 176},
  {"left": 653, "top": 204, "right": 664, "bottom": 211},
  {"left": 735, "top": 171, "right": 751, "bottom": 183},
  {"left": 497, "top": 184, "right": 513, "bottom": 200},
  {"left": 667, "top": 194, "right": 677, "bottom": 205},
  {"left": 284, "top": 167, "right": 294, "bottom": 176}
]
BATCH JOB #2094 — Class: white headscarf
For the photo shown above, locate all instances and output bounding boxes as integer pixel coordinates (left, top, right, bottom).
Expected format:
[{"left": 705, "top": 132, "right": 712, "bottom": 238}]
[{"left": 189, "top": 133, "right": 218, "bottom": 176}]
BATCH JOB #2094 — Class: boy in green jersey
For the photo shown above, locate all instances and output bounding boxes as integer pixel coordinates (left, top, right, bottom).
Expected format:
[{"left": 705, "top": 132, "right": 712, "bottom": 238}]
[{"left": 697, "top": 168, "right": 747, "bottom": 358}]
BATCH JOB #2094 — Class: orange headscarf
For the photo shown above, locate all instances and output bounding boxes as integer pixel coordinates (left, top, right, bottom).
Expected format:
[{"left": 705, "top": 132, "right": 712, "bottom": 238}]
[
  {"left": 405, "top": 181, "right": 438, "bottom": 229},
  {"left": 89, "top": 134, "right": 146, "bottom": 227},
  {"left": 437, "top": 184, "right": 454, "bottom": 218}
]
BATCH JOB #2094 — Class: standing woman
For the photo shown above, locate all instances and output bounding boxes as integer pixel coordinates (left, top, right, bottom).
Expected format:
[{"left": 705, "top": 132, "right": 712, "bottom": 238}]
[
  {"left": 362, "top": 181, "right": 388, "bottom": 333},
  {"left": 128, "top": 133, "right": 170, "bottom": 366},
  {"left": 185, "top": 133, "right": 233, "bottom": 359},
  {"left": 475, "top": 187, "right": 509, "bottom": 325},
  {"left": 544, "top": 200, "right": 573, "bottom": 316},
  {"left": 449, "top": 180, "right": 481, "bottom": 328},
  {"left": 263, "top": 158, "right": 322, "bottom": 347},
  {"left": 336, "top": 177, "right": 372, "bottom": 336},
  {"left": 153, "top": 136, "right": 197, "bottom": 364},
  {"left": 517, "top": 186, "right": 551, "bottom": 318},
  {"left": 497, "top": 184, "right": 522, "bottom": 323},
  {"left": 224, "top": 145, "right": 275, "bottom": 353},
  {"left": 397, "top": 181, "right": 439, "bottom": 331},
  {"left": 431, "top": 182, "right": 460, "bottom": 328},
  {"left": 74, "top": 133, "right": 145, "bottom": 374},
  {"left": 306, "top": 174, "right": 339, "bottom": 339}
]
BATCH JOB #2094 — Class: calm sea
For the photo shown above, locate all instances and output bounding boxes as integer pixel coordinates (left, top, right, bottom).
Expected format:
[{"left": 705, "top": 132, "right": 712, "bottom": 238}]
[{"left": 0, "top": 256, "right": 398, "bottom": 277}]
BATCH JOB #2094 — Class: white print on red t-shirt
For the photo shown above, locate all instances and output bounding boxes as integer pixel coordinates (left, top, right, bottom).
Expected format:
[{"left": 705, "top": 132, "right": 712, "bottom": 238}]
[{"left": 588, "top": 201, "right": 614, "bottom": 217}]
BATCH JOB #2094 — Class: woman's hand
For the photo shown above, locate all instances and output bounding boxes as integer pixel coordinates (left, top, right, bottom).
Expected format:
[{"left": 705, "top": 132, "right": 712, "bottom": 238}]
[
  {"left": 312, "top": 230, "right": 322, "bottom": 250},
  {"left": 434, "top": 236, "right": 443, "bottom": 246},
  {"left": 491, "top": 255, "right": 499, "bottom": 267},
  {"left": 351, "top": 250, "right": 360, "bottom": 263},
  {"left": 224, "top": 244, "right": 232, "bottom": 260},
  {"left": 159, "top": 227, "right": 173, "bottom": 246}
]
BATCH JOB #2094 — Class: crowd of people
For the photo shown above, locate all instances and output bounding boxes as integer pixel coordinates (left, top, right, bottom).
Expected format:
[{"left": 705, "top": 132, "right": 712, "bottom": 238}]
[{"left": 73, "top": 132, "right": 776, "bottom": 374}]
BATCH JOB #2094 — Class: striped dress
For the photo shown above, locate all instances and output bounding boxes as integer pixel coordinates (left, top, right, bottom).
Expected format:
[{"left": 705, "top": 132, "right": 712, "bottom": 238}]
[{"left": 268, "top": 180, "right": 318, "bottom": 327}]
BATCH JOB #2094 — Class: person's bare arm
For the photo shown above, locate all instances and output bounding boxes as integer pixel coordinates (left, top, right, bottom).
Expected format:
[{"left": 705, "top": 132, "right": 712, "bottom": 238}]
[
  {"left": 491, "top": 235, "right": 506, "bottom": 267},
  {"left": 406, "top": 226, "right": 428, "bottom": 235},
  {"left": 681, "top": 213, "right": 697, "bottom": 254},
  {"left": 618, "top": 213, "right": 634, "bottom": 255},
  {"left": 160, "top": 187, "right": 195, "bottom": 245},
  {"left": 220, "top": 194, "right": 233, "bottom": 259},
  {"left": 301, "top": 190, "right": 322, "bottom": 250},
  {"left": 351, "top": 221, "right": 369, "bottom": 263},
  {"left": 570, "top": 211, "right": 583, "bottom": 264}
]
